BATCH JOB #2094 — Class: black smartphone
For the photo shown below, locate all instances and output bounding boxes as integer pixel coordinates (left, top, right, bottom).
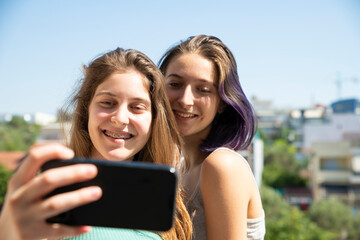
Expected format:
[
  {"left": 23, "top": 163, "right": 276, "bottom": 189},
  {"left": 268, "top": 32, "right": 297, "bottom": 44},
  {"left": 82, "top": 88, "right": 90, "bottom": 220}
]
[{"left": 40, "top": 158, "right": 178, "bottom": 231}]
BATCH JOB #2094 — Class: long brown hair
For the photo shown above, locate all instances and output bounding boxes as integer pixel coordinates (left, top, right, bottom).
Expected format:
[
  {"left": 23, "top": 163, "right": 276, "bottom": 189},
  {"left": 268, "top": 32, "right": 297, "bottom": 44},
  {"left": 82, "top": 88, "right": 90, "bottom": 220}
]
[{"left": 61, "top": 48, "right": 192, "bottom": 239}]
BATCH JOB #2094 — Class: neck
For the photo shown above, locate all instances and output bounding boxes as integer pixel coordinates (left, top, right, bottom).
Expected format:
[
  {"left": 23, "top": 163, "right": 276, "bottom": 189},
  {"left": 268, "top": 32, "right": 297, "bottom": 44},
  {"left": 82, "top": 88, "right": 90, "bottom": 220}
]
[{"left": 182, "top": 134, "right": 208, "bottom": 169}]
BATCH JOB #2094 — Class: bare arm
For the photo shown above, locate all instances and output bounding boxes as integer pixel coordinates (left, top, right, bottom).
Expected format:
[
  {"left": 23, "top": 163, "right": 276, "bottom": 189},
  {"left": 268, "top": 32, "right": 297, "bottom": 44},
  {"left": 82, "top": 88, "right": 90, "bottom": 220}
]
[
  {"left": 201, "top": 149, "right": 255, "bottom": 240},
  {"left": 0, "top": 144, "right": 102, "bottom": 240}
]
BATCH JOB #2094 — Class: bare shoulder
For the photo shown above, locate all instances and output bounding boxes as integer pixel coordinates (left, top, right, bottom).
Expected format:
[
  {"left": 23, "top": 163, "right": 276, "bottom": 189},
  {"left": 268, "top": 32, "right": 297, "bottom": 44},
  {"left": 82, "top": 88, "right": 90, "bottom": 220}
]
[
  {"left": 200, "top": 148, "right": 264, "bottom": 221},
  {"left": 200, "top": 148, "right": 256, "bottom": 216},
  {"left": 201, "top": 148, "right": 253, "bottom": 178}
]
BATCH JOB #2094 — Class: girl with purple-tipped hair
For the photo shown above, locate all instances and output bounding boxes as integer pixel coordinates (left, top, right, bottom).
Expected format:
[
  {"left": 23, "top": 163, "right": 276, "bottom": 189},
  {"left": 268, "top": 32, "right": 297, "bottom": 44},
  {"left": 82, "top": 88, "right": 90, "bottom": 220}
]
[{"left": 159, "top": 35, "right": 265, "bottom": 240}]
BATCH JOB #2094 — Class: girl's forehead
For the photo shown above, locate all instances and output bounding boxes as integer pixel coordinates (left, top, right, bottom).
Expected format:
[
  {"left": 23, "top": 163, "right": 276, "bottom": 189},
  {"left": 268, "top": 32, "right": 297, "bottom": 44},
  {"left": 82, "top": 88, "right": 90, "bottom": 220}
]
[
  {"left": 95, "top": 71, "right": 151, "bottom": 99},
  {"left": 166, "top": 53, "right": 217, "bottom": 83}
]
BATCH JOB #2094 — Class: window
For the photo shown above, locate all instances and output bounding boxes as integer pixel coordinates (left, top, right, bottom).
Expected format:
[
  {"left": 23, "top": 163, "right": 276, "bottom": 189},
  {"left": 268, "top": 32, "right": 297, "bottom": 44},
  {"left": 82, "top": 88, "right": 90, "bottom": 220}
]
[{"left": 320, "top": 158, "right": 347, "bottom": 171}]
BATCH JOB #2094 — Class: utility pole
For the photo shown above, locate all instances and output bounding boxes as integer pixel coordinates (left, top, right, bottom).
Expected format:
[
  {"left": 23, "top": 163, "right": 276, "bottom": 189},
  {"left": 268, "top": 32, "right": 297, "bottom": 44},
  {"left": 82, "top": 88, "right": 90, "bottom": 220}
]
[{"left": 335, "top": 72, "right": 358, "bottom": 100}]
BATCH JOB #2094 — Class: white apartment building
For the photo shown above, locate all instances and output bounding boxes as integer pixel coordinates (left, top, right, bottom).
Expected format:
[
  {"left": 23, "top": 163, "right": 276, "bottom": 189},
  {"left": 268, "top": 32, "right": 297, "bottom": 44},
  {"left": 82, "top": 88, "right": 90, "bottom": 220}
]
[{"left": 304, "top": 99, "right": 360, "bottom": 210}]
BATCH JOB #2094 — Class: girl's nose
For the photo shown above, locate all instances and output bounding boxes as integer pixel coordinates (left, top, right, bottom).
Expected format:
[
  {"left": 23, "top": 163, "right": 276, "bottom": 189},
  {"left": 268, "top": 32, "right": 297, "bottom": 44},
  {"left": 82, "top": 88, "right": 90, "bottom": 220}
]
[
  {"left": 178, "top": 86, "right": 194, "bottom": 107},
  {"left": 111, "top": 106, "right": 130, "bottom": 126}
]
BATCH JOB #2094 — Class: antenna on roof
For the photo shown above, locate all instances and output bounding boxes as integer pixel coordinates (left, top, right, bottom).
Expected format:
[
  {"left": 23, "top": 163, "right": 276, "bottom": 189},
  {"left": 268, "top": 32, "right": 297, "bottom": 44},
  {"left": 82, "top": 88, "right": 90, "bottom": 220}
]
[{"left": 335, "top": 72, "right": 358, "bottom": 100}]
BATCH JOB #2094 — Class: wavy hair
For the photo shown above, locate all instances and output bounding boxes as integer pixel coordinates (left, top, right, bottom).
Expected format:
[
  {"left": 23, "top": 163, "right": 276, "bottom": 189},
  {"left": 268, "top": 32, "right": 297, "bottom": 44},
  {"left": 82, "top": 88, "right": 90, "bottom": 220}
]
[
  {"left": 61, "top": 48, "right": 192, "bottom": 239},
  {"left": 159, "top": 35, "right": 257, "bottom": 153}
]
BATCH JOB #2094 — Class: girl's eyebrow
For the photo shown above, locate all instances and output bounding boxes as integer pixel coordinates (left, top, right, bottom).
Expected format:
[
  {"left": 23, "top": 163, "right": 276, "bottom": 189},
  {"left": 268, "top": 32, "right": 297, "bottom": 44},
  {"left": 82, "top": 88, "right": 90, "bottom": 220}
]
[
  {"left": 166, "top": 73, "right": 216, "bottom": 86},
  {"left": 94, "top": 91, "right": 116, "bottom": 97},
  {"left": 94, "top": 91, "right": 151, "bottom": 106},
  {"left": 166, "top": 73, "right": 182, "bottom": 79}
]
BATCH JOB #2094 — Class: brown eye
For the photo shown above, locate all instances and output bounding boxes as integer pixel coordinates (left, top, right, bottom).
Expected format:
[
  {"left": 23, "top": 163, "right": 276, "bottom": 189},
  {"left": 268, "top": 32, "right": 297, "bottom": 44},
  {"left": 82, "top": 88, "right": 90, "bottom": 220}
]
[
  {"left": 100, "top": 101, "right": 115, "bottom": 107},
  {"left": 199, "top": 87, "right": 211, "bottom": 93},
  {"left": 169, "top": 82, "right": 181, "bottom": 88},
  {"left": 131, "top": 103, "right": 150, "bottom": 113}
]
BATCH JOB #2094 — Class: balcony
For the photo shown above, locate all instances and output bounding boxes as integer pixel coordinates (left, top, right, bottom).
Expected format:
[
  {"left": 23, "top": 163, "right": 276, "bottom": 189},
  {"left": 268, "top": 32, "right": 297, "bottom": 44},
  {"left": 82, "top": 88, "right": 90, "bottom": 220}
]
[
  {"left": 317, "top": 169, "right": 360, "bottom": 185},
  {"left": 317, "top": 170, "right": 350, "bottom": 183},
  {"left": 349, "top": 172, "right": 360, "bottom": 184}
]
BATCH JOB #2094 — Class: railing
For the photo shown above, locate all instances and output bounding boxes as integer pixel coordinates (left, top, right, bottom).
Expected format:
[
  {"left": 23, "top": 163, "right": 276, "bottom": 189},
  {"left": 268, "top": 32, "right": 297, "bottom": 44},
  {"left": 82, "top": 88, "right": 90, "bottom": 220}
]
[{"left": 318, "top": 170, "right": 350, "bottom": 183}]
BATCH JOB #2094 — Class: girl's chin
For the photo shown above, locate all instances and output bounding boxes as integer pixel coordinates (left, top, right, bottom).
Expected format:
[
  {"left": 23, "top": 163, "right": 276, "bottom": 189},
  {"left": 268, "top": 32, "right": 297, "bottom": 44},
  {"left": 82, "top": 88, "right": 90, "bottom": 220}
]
[
  {"left": 103, "top": 151, "right": 135, "bottom": 162},
  {"left": 90, "top": 147, "right": 133, "bottom": 161}
]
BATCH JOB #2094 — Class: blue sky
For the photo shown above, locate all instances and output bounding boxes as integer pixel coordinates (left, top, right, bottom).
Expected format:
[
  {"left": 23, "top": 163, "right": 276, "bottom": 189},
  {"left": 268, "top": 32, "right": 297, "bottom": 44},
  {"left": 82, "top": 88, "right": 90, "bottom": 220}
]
[{"left": 0, "top": 0, "right": 359, "bottom": 115}]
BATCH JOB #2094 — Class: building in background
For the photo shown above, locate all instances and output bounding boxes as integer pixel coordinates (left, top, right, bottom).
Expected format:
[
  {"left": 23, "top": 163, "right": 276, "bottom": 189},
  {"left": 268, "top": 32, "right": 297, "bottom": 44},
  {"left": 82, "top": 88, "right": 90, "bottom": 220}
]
[
  {"left": 303, "top": 98, "right": 360, "bottom": 211},
  {"left": 288, "top": 104, "right": 329, "bottom": 150},
  {"left": 0, "top": 112, "right": 57, "bottom": 126},
  {"left": 0, "top": 114, "right": 68, "bottom": 171},
  {"left": 331, "top": 98, "right": 360, "bottom": 114},
  {"left": 310, "top": 141, "right": 360, "bottom": 211},
  {"left": 36, "top": 122, "right": 71, "bottom": 144},
  {"left": 251, "top": 96, "right": 289, "bottom": 139}
]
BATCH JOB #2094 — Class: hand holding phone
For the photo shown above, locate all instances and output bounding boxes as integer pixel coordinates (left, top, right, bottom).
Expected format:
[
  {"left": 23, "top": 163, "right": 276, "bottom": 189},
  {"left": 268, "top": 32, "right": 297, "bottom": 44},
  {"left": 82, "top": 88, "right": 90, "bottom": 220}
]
[{"left": 41, "top": 158, "right": 178, "bottom": 231}]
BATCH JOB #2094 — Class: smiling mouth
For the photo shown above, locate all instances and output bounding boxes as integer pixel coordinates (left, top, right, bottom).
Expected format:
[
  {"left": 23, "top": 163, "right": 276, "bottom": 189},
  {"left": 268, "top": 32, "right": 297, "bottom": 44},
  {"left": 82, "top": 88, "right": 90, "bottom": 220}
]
[
  {"left": 174, "top": 111, "right": 197, "bottom": 118},
  {"left": 103, "top": 130, "right": 133, "bottom": 139}
]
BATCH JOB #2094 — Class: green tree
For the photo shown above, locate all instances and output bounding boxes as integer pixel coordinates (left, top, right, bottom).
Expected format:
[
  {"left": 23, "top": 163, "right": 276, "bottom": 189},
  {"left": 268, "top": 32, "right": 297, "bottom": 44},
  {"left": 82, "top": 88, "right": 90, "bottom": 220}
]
[
  {"left": 308, "top": 197, "right": 353, "bottom": 239},
  {"left": 0, "top": 116, "right": 41, "bottom": 151},
  {"left": 262, "top": 139, "right": 307, "bottom": 188},
  {"left": 0, "top": 164, "right": 13, "bottom": 204},
  {"left": 278, "top": 124, "right": 291, "bottom": 141},
  {"left": 348, "top": 212, "right": 360, "bottom": 240},
  {"left": 261, "top": 185, "right": 336, "bottom": 240},
  {"left": 7, "top": 116, "right": 27, "bottom": 128}
]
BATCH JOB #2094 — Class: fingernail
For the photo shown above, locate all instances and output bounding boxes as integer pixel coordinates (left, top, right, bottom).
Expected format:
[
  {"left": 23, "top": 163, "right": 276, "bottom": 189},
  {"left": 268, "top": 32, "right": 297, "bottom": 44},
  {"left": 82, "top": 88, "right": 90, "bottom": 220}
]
[
  {"left": 64, "top": 148, "right": 75, "bottom": 158},
  {"left": 86, "top": 165, "right": 97, "bottom": 175},
  {"left": 89, "top": 187, "right": 102, "bottom": 199}
]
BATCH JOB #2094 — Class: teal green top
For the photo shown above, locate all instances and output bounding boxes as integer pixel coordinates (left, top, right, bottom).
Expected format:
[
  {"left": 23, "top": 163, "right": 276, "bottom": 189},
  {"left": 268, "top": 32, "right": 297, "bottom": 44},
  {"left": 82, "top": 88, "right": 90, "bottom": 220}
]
[{"left": 62, "top": 227, "right": 162, "bottom": 240}]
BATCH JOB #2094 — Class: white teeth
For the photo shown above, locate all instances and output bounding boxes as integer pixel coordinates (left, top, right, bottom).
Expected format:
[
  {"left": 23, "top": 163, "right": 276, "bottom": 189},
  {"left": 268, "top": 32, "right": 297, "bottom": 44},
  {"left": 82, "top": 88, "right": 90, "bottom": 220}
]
[
  {"left": 176, "top": 112, "right": 196, "bottom": 118},
  {"left": 104, "top": 130, "right": 132, "bottom": 139}
]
